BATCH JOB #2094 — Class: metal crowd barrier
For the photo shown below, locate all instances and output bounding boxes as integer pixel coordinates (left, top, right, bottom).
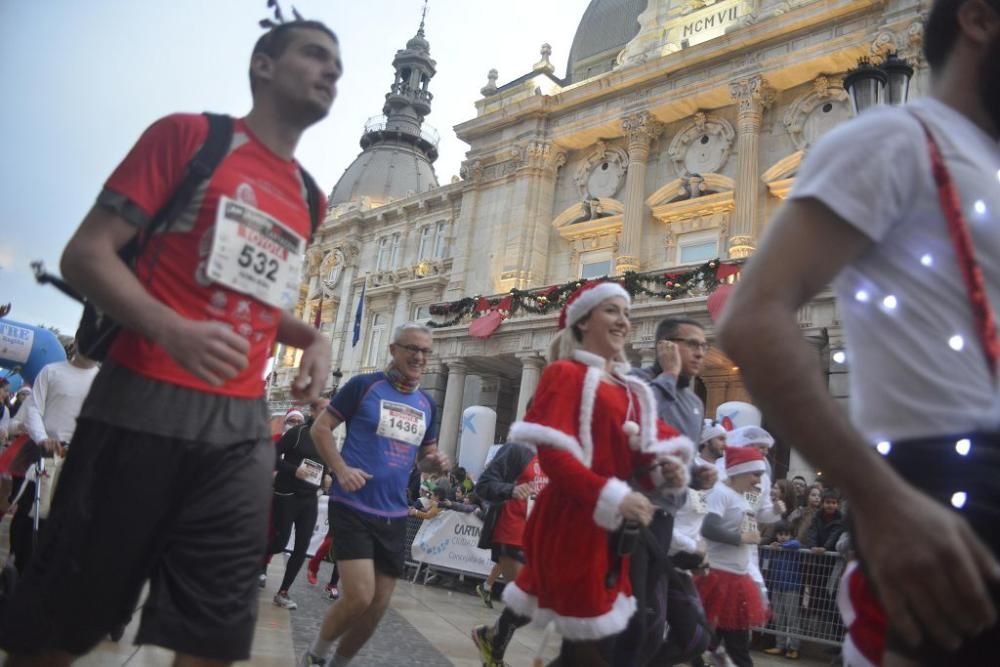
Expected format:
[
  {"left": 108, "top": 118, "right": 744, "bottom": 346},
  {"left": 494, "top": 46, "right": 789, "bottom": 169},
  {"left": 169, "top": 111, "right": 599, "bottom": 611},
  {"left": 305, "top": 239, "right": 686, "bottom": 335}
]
[{"left": 754, "top": 544, "right": 846, "bottom": 647}]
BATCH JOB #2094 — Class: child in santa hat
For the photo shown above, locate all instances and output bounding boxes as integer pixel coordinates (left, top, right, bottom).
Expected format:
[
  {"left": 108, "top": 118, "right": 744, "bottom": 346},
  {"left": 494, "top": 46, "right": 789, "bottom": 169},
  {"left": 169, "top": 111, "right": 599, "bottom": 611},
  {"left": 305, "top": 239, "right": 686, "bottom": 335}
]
[
  {"left": 696, "top": 446, "right": 771, "bottom": 667},
  {"left": 478, "top": 280, "right": 694, "bottom": 667}
]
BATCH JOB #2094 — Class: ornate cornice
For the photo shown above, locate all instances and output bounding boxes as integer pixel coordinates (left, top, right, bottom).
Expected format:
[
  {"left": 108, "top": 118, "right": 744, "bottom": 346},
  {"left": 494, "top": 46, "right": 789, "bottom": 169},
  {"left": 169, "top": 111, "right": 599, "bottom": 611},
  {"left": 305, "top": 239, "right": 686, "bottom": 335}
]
[
  {"left": 621, "top": 111, "right": 664, "bottom": 151},
  {"left": 729, "top": 75, "right": 776, "bottom": 116}
]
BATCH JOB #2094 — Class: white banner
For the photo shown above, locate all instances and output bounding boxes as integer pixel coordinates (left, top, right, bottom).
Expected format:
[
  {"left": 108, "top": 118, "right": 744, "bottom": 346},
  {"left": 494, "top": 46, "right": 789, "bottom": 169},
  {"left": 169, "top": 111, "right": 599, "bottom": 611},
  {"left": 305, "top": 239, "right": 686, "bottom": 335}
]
[
  {"left": 0, "top": 322, "right": 34, "bottom": 365},
  {"left": 410, "top": 510, "right": 494, "bottom": 576},
  {"left": 285, "top": 494, "right": 329, "bottom": 557}
]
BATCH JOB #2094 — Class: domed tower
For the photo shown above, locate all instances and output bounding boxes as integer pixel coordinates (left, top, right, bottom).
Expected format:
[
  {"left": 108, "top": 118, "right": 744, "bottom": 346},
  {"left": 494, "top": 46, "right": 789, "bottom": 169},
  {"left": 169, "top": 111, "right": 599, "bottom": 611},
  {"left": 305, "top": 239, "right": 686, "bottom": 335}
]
[
  {"left": 329, "top": 6, "right": 440, "bottom": 206},
  {"left": 565, "top": 0, "right": 647, "bottom": 83}
]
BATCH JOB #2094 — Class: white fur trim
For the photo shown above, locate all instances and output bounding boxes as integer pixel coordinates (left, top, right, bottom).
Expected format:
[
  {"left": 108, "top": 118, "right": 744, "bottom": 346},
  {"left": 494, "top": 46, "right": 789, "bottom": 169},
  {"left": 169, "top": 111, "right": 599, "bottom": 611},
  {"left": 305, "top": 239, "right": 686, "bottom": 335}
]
[
  {"left": 624, "top": 375, "right": 658, "bottom": 451},
  {"left": 726, "top": 460, "right": 766, "bottom": 477},
  {"left": 572, "top": 349, "right": 607, "bottom": 368},
  {"left": 652, "top": 435, "right": 695, "bottom": 465},
  {"left": 578, "top": 365, "right": 601, "bottom": 467},
  {"left": 593, "top": 477, "right": 631, "bottom": 531},
  {"left": 509, "top": 422, "right": 582, "bottom": 461},
  {"left": 503, "top": 584, "right": 638, "bottom": 641},
  {"left": 565, "top": 282, "right": 631, "bottom": 329}
]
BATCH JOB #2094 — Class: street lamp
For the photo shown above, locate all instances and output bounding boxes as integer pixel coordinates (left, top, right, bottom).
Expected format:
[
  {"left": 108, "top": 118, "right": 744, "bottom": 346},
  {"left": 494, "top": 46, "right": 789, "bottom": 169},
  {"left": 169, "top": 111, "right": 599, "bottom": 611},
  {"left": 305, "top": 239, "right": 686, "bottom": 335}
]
[{"left": 843, "top": 52, "right": 914, "bottom": 115}]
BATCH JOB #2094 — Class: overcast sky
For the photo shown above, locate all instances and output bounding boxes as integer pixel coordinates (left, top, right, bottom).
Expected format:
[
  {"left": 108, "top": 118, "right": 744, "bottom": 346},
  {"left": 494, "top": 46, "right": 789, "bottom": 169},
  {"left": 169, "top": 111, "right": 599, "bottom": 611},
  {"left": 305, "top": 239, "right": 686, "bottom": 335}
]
[{"left": 0, "top": 0, "right": 591, "bottom": 335}]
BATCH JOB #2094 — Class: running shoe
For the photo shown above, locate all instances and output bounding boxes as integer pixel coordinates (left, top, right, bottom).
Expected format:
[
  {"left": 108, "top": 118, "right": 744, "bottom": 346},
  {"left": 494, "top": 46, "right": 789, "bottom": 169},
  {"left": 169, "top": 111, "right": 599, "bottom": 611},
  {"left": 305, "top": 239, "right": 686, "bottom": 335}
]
[
  {"left": 273, "top": 591, "right": 298, "bottom": 610},
  {"left": 297, "top": 651, "right": 327, "bottom": 666},
  {"left": 326, "top": 585, "right": 340, "bottom": 600},
  {"left": 471, "top": 624, "right": 509, "bottom": 666},
  {"left": 258, "top": 572, "right": 267, "bottom": 589},
  {"left": 307, "top": 567, "right": 318, "bottom": 586},
  {"left": 475, "top": 583, "right": 493, "bottom": 609}
]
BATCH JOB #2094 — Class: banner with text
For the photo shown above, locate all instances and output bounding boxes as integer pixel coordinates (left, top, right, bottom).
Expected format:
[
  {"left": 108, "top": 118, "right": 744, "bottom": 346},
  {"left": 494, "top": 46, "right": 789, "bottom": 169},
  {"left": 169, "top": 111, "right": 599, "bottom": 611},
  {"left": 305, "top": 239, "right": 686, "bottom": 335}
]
[{"left": 410, "top": 510, "right": 494, "bottom": 577}]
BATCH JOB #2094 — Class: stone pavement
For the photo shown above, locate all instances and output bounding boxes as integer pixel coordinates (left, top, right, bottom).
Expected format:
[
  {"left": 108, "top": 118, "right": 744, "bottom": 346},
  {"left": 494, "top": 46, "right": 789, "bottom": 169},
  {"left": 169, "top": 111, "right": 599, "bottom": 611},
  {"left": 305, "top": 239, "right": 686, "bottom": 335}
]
[{"left": 1, "top": 515, "right": 832, "bottom": 665}]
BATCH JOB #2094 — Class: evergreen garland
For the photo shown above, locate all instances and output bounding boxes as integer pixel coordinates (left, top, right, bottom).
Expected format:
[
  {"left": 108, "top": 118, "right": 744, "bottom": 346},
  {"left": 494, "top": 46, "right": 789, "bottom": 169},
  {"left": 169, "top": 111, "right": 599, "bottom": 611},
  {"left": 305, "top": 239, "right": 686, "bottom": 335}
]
[{"left": 427, "top": 258, "right": 738, "bottom": 328}]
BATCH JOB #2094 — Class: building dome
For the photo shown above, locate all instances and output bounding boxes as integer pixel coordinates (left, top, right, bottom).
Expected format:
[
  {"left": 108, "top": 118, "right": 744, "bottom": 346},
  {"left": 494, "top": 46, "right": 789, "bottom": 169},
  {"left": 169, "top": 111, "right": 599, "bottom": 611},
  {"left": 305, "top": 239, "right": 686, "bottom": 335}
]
[
  {"left": 329, "top": 140, "right": 439, "bottom": 207},
  {"left": 565, "top": 0, "right": 647, "bottom": 83}
]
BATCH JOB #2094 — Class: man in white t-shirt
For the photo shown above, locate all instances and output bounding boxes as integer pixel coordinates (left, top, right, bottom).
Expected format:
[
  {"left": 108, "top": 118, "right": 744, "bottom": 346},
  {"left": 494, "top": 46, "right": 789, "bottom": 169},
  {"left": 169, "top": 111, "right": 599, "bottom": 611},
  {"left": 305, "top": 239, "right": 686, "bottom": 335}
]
[{"left": 719, "top": 1, "right": 1000, "bottom": 664}]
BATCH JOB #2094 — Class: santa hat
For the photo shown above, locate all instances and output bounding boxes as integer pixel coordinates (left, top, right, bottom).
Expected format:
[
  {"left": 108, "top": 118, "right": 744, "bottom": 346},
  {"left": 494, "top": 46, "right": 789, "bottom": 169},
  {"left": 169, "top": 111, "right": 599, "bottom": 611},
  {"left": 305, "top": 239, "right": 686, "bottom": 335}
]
[
  {"left": 726, "top": 425, "right": 775, "bottom": 449},
  {"left": 284, "top": 408, "right": 305, "bottom": 422},
  {"left": 725, "top": 446, "right": 766, "bottom": 477},
  {"left": 559, "top": 280, "right": 631, "bottom": 330},
  {"left": 700, "top": 419, "right": 726, "bottom": 445}
]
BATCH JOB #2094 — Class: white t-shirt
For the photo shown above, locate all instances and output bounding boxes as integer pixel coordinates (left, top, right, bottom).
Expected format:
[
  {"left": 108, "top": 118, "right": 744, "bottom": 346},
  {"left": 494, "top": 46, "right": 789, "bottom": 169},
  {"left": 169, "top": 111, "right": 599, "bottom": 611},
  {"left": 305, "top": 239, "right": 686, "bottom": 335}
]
[
  {"left": 24, "top": 361, "right": 99, "bottom": 444},
  {"left": 704, "top": 482, "right": 755, "bottom": 575},
  {"left": 791, "top": 96, "right": 1000, "bottom": 443}
]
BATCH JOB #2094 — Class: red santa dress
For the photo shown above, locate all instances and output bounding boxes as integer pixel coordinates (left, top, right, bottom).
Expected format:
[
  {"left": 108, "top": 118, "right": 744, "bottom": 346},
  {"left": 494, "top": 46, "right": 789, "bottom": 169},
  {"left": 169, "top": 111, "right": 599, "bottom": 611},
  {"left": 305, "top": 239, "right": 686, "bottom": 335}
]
[{"left": 502, "top": 349, "right": 693, "bottom": 640}]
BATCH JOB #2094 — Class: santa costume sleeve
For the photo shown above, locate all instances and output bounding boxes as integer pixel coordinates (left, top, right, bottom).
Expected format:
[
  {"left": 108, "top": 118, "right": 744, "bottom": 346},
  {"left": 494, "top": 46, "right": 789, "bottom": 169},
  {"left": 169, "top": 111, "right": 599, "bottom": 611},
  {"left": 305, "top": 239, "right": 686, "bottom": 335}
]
[{"left": 509, "top": 361, "right": 631, "bottom": 531}]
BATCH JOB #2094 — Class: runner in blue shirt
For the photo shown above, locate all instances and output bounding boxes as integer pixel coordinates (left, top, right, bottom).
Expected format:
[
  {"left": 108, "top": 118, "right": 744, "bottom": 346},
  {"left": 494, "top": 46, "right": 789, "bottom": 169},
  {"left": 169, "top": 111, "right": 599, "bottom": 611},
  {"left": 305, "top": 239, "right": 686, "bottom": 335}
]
[{"left": 301, "top": 322, "right": 448, "bottom": 667}]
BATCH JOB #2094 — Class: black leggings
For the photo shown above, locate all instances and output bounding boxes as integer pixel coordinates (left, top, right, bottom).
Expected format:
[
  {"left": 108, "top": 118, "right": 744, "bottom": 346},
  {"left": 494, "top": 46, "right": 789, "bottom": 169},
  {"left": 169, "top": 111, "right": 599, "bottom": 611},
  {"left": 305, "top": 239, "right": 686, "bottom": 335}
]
[{"left": 268, "top": 493, "right": 318, "bottom": 593}]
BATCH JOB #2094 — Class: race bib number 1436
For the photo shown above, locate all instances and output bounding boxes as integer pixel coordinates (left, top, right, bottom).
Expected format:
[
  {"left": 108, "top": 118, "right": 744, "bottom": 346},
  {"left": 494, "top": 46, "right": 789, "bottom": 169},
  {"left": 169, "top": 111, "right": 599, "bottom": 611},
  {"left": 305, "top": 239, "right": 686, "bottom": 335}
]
[{"left": 376, "top": 400, "right": 427, "bottom": 447}]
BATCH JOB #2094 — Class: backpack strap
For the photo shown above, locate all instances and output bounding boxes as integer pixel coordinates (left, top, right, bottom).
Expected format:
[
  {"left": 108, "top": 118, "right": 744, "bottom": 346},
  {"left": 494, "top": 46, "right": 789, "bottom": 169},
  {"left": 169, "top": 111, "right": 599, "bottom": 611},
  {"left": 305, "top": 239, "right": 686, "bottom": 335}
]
[
  {"left": 129, "top": 112, "right": 234, "bottom": 264},
  {"left": 298, "top": 166, "right": 323, "bottom": 237}
]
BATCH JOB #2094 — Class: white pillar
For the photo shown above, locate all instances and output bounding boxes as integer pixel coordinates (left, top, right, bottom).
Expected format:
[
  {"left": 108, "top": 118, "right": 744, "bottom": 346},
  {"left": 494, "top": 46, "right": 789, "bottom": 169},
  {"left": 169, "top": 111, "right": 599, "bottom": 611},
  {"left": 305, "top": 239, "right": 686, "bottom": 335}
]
[
  {"left": 728, "top": 75, "right": 774, "bottom": 258},
  {"left": 438, "top": 359, "right": 468, "bottom": 460},
  {"left": 617, "top": 112, "right": 662, "bottom": 274},
  {"left": 515, "top": 355, "right": 545, "bottom": 420}
]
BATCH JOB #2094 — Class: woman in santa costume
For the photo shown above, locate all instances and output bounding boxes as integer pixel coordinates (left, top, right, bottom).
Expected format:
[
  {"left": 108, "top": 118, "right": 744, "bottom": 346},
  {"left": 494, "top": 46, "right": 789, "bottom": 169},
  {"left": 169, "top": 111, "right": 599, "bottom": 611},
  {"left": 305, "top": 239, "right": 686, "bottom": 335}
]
[
  {"left": 500, "top": 280, "right": 694, "bottom": 666},
  {"left": 696, "top": 446, "right": 771, "bottom": 667}
]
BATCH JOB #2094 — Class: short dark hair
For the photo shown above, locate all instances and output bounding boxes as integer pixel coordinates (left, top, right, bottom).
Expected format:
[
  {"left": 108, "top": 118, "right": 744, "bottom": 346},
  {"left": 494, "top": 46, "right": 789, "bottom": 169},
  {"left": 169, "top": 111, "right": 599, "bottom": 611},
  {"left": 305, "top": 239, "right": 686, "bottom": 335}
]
[
  {"left": 249, "top": 20, "right": 338, "bottom": 92},
  {"left": 651, "top": 317, "right": 704, "bottom": 373},
  {"left": 924, "top": 0, "right": 1000, "bottom": 69},
  {"left": 774, "top": 520, "right": 793, "bottom": 535},
  {"left": 821, "top": 490, "right": 840, "bottom": 502}
]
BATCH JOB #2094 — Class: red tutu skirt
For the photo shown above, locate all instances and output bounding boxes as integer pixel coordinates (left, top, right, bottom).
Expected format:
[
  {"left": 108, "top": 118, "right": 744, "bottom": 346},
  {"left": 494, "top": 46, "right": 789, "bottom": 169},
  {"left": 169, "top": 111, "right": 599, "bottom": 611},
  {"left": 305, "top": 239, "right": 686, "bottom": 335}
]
[{"left": 695, "top": 568, "right": 770, "bottom": 630}]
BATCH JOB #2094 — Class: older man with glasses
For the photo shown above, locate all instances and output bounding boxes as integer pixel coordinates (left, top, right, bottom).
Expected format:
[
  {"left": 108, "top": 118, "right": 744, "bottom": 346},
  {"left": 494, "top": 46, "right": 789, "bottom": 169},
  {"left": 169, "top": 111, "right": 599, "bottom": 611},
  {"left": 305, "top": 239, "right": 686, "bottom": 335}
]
[{"left": 302, "top": 322, "right": 449, "bottom": 667}]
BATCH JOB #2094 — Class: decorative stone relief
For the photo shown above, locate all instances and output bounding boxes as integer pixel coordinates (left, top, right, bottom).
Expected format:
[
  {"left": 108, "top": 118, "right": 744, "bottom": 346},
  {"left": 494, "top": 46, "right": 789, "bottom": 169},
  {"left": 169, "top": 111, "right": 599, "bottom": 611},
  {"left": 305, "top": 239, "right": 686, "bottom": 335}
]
[
  {"left": 575, "top": 141, "right": 629, "bottom": 199},
  {"left": 667, "top": 111, "right": 735, "bottom": 177},
  {"left": 783, "top": 75, "right": 851, "bottom": 151},
  {"left": 521, "top": 140, "right": 567, "bottom": 174},
  {"left": 320, "top": 248, "right": 346, "bottom": 293}
]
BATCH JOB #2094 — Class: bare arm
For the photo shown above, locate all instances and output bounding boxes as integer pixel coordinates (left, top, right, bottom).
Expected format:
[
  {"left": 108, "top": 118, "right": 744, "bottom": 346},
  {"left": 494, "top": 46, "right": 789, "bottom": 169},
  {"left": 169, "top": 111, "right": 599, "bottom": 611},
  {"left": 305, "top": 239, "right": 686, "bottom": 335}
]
[
  {"left": 718, "top": 198, "right": 1000, "bottom": 649},
  {"left": 277, "top": 312, "right": 331, "bottom": 401},
  {"left": 61, "top": 205, "right": 249, "bottom": 386}
]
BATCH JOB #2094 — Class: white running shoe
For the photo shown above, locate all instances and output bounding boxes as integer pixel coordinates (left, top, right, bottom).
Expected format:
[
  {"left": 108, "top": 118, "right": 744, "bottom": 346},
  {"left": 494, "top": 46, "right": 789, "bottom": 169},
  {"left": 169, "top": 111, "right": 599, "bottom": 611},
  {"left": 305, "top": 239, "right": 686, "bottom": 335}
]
[
  {"left": 297, "top": 651, "right": 327, "bottom": 666},
  {"left": 273, "top": 591, "right": 298, "bottom": 610}
]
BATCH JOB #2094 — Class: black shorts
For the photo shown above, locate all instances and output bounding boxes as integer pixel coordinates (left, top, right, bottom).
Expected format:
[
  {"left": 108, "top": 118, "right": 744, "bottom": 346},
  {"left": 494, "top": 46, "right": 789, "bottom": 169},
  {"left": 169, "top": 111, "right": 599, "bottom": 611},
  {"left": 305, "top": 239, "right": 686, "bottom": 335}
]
[
  {"left": 0, "top": 418, "right": 273, "bottom": 661},
  {"left": 490, "top": 543, "right": 526, "bottom": 564},
  {"left": 856, "top": 432, "right": 1000, "bottom": 664},
  {"left": 328, "top": 501, "right": 407, "bottom": 578}
]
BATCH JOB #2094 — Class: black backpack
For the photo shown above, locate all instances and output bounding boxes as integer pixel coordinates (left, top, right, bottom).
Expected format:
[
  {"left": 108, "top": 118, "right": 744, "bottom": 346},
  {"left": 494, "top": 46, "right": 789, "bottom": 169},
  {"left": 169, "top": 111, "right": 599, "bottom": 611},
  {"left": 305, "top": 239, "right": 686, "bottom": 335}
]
[{"left": 76, "top": 112, "right": 322, "bottom": 361}]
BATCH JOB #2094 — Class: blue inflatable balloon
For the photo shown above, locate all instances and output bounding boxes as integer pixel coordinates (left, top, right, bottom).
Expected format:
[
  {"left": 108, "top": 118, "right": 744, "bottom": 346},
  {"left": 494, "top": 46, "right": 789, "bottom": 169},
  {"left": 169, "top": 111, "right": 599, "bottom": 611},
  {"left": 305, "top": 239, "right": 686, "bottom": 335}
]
[
  {"left": 0, "top": 320, "right": 67, "bottom": 384},
  {"left": 0, "top": 368, "right": 24, "bottom": 393}
]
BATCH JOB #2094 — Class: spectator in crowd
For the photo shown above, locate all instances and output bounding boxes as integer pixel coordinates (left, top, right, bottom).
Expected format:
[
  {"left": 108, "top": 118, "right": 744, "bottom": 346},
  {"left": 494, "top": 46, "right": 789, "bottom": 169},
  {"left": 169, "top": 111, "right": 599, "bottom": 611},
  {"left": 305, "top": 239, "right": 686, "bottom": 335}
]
[
  {"left": 265, "top": 398, "right": 332, "bottom": 610},
  {"left": 791, "top": 475, "right": 809, "bottom": 507},
  {"left": 804, "top": 490, "right": 845, "bottom": 553},
  {"left": 761, "top": 479, "right": 797, "bottom": 544},
  {"left": 450, "top": 466, "right": 475, "bottom": 498},
  {"left": 763, "top": 520, "right": 803, "bottom": 660},
  {"left": 408, "top": 483, "right": 449, "bottom": 520},
  {"left": 498, "top": 282, "right": 693, "bottom": 667},
  {"left": 695, "top": 447, "right": 770, "bottom": 667},
  {"left": 718, "top": 1, "right": 1000, "bottom": 663},
  {"left": 788, "top": 484, "right": 822, "bottom": 543},
  {"left": 470, "top": 440, "right": 548, "bottom": 665}
]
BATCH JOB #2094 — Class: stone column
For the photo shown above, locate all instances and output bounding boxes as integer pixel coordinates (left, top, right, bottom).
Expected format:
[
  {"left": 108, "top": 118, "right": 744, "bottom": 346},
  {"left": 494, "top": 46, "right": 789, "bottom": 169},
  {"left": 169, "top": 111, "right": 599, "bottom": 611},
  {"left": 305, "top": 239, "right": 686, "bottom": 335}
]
[
  {"left": 728, "top": 76, "right": 775, "bottom": 259},
  {"left": 438, "top": 359, "right": 468, "bottom": 460},
  {"left": 637, "top": 345, "right": 657, "bottom": 369},
  {"left": 617, "top": 112, "right": 663, "bottom": 274},
  {"left": 515, "top": 355, "right": 545, "bottom": 420}
]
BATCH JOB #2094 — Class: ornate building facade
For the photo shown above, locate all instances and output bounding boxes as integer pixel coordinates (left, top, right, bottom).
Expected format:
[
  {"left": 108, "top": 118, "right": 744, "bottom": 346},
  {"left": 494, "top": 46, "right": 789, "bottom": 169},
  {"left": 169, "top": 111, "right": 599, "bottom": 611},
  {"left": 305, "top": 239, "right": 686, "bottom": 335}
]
[{"left": 270, "top": 0, "right": 930, "bottom": 479}]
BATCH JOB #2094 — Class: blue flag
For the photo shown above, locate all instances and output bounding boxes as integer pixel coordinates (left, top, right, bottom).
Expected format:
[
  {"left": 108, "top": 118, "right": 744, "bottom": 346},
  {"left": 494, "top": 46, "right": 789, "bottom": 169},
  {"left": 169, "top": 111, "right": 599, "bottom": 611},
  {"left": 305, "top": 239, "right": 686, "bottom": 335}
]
[{"left": 352, "top": 282, "right": 366, "bottom": 347}]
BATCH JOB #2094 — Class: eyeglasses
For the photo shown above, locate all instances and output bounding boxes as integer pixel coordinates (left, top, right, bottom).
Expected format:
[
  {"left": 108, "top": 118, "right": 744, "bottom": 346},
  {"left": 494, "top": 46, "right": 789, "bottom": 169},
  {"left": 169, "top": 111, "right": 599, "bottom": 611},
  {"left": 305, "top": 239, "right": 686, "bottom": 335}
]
[
  {"left": 394, "top": 343, "right": 433, "bottom": 357},
  {"left": 666, "top": 337, "right": 711, "bottom": 352}
]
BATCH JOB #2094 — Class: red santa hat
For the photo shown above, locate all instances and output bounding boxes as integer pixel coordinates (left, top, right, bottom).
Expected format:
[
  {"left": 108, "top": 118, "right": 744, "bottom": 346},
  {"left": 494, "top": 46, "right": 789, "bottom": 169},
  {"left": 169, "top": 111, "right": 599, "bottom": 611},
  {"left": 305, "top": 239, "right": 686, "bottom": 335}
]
[
  {"left": 726, "top": 425, "right": 775, "bottom": 449},
  {"left": 725, "top": 446, "right": 766, "bottom": 477},
  {"left": 284, "top": 408, "right": 305, "bottom": 422},
  {"left": 559, "top": 280, "right": 631, "bottom": 330}
]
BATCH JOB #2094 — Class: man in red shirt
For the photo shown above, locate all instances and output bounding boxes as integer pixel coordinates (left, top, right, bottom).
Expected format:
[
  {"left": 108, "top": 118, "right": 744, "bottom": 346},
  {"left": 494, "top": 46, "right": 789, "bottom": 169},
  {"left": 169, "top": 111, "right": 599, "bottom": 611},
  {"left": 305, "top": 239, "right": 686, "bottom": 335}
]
[{"left": 0, "top": 20, "right": 341, "bottom": 667}]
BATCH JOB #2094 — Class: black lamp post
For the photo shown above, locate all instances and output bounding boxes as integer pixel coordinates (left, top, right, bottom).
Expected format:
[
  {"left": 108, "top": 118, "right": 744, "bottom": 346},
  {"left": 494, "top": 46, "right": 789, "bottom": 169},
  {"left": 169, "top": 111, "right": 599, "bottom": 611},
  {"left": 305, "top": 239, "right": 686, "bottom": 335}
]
[{"left": 843, "top": 52, "right": 914, "bottom": 115}]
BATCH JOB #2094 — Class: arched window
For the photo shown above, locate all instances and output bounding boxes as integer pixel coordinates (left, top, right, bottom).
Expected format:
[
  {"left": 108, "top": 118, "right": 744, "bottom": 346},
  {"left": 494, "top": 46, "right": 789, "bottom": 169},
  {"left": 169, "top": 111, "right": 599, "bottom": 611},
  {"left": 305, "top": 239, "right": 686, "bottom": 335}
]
[
  {"left": 417, "top": 226, "right": 433, "bottom": 260},
  {"left": 389, "top": 233, "right": 401, "bottom": 269},
  {"left": 376, "top": 237, "right": 390, "bottom": 271},
  {"left": 433, "top": 221, "right": 448, "bottom": 258}
]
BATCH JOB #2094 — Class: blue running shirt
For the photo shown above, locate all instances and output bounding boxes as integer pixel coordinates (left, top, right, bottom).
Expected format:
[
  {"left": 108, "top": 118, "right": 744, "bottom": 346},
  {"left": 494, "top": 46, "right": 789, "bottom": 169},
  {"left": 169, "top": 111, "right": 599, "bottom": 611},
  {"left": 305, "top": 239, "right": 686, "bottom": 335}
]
[{"left": 327, "top": 372, "right": 439, "bottom": 517}]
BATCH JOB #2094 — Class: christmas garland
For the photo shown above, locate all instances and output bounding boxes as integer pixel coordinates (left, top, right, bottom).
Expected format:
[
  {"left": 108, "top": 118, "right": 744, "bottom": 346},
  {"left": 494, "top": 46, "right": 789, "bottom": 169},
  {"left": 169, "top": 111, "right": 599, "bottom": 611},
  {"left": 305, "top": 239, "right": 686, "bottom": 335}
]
[{"left": 427, "top": 258, "right": 740, "bottom": 328}]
